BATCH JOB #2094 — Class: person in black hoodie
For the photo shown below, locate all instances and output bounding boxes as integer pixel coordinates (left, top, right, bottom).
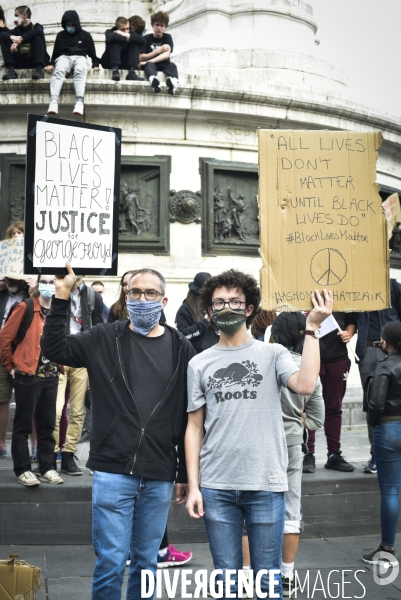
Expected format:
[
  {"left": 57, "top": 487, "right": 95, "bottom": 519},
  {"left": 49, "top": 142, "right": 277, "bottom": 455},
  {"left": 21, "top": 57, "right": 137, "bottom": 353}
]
[
  {"left": 41, "top": 262, "right": 195, "bottom": 599},
  {"left": 101, "top": 16, "right": 144, "bottom": 82},
  {"left": 44, "top": 10, "right": 99, "bottom": 116},
  {"left": 0, "top": 5, "right": 48, "bottom": 81},
  {"left": 175, "top": 272, "right": 219, "bottom": 354}
]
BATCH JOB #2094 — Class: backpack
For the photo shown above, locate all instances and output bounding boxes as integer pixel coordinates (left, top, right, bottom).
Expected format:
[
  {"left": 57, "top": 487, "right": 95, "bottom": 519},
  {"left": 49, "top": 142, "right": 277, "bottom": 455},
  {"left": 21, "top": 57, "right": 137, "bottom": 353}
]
[{"left": 5, "top": 299, "right": 35, "bottom": 353}]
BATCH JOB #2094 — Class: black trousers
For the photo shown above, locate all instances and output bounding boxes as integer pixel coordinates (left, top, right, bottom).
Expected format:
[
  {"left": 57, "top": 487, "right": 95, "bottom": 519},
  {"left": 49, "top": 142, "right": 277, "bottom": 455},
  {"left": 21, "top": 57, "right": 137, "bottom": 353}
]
[
  {"left": 143, "top": 60, "right": 178, "bottom": 80},
  {"left": 101, "top": 41, "right": 141, "bottom": 69},
  {"left": 12, "top": 374, "right": 58, "bottom": 476},
  {"left": 0, "top": 35, "right": 46, "bottom": 68}
]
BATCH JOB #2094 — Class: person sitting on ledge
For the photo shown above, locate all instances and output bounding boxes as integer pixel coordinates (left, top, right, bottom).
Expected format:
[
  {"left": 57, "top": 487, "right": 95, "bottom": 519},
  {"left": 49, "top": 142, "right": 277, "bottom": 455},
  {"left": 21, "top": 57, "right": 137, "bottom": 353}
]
[
  {"left": 44, "top": 10, "right": 99, "bottom": 117},
  {"left": 101, "top": 16, "right": 144, "bottom": 82},
  {"left": 139, "top": 10, "right": 179, "bottom": 95},
  {"left": 0, "top": 5, "right": 49, "bottom": 81}
]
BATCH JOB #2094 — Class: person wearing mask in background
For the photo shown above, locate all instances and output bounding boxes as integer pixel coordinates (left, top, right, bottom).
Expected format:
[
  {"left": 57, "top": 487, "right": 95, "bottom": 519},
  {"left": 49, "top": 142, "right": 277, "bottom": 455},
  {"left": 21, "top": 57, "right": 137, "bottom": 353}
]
[
  {"left": 91, "top": 281, "right": 109, "bottom": 322},
  {"left": 356, "top": 278, "right": 401, "bottom": 475},
  {"left": 53, "top": 274, "right": 103, "bottom": 476},
  {"left": 0, "top": 4, "right": 48, "bottom": 81},
  {"left": 362, "top": 321, "right": 401, "bottom": 567},
  {"left": 41, "top": 263, "right": 195, "bottom": 599},
  {"left": 303, "top": 311, "right": 357, "bottom": 474},
  {"left": 44, "top": 10, "right": 99, "bottom": 116},
  {"left": 175, "top": 272, "right": 219, "bottom": 354},
  {"left": 0, "top": 275, "right": 64, "bottom": 486},
  {"left": 271, "top": 312, "right": 325, "bottom": 597},
  {"left": 101, "top": 16, "right": 144, "bottom": 82},
  {"left": 0, "top": 275, "right": 32, "bottom": 458}
]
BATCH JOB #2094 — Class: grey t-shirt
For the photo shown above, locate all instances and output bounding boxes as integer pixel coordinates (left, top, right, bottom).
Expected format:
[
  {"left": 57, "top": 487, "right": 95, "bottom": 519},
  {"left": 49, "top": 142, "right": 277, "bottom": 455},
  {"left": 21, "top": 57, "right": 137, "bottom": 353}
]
[{"left": 187, "top": 339, "right": 299, "bottom": 492}]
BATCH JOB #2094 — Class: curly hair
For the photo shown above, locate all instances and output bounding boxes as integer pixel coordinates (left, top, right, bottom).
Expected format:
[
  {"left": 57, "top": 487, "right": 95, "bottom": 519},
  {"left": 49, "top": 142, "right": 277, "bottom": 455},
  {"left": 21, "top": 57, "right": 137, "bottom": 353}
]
[
  {"left": 251, "top": 309, "right": 277, "bottom": 339},
  {"left": 200, "top": 269, "right": 261, "bottom": 328},
  {"left": 381, "top": 321, "right": 401, "bottom": 351},
  {"left": 150, "top": 10, "right": 169, "bottom": 26}
]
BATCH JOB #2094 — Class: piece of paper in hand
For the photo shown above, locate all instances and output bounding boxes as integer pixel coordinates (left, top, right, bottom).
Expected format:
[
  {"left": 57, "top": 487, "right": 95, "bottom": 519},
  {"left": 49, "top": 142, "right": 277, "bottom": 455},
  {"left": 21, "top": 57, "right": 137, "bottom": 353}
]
[{"left": 319, "top": 315, "right": 339, "bottom": 338}]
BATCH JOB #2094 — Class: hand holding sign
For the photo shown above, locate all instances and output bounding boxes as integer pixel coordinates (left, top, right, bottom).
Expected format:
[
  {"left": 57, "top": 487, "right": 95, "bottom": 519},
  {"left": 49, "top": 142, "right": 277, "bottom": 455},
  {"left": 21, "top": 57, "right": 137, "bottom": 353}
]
[
  {"left": 306, "top": 289, "right": 333, "bottom": 329},
  {"left": 55, "top": 261, "right": 76, "bottom": 300}
]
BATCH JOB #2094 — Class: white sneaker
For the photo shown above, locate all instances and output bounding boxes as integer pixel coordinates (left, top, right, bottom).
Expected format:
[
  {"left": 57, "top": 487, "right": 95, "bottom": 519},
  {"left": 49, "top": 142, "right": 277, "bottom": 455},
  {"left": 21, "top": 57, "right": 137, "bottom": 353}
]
[
  {"left": 73, "top": 101, "right": 84, "bottom": 116},
  {"left": 47, "top": 102, "right": 58, "bottom": 115},
  {"left": 166, "top": 77, "right": 179, "bottom": 95},
  {"left": 149, "top": 75, "right": 161, "bottom": 93},
  {"left": 18, "top": 471, "right": 40, "bottom": 486},
  {"left": 40, "top": 469, "right": 64, "bottom": 485}
]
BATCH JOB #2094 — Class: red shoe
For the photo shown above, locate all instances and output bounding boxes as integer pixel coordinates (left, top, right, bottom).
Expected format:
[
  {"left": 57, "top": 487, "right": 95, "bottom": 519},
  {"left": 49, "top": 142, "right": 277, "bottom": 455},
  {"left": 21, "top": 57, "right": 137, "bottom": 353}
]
[{"left": 157, "top": 544, "right": 192, "bottom": 568}]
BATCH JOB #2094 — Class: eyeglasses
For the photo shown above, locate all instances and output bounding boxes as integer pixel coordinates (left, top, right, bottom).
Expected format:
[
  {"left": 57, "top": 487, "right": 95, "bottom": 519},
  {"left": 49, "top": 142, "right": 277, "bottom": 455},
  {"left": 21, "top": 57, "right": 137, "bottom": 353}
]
[
  {"left": 39, "top": 280, "right": 55, "bottom": 285},
  {"left": 128, "top": 288, "right": 163, "bottom": 301},
  {"left": 211, "top": 299, "right": 246, "bottom": 311}
]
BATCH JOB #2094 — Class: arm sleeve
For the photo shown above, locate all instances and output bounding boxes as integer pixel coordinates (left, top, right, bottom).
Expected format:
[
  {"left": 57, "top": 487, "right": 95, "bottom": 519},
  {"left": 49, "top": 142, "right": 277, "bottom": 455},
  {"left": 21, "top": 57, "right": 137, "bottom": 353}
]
[
  {"left": 0, "top": 302, "right": 27, "bottom": 372},
  {"left": 107, "top": 304, "right": 118, "bottom": 323},
  {"left": 50, "top": 33, "right": 62, "bottom": 64},
  {"left": 92, "top": 292, "right": 104, "bottom": 326},
  {"left": 86, "top": 33, "right": 100, "bottom": 67},
  {"left": 129, "top": 32, "right": 145, "bottom": 46},
  {"left": 175, "top": 340, "right": 196, "bottom": 483},
  {"left": 304, "top": 377, "right": 325, "bottom": 431},
  {"left": 165, "top": 33, "right": 174, "bottom": 53},
  {"left": 275, "top": 345, "right": 300, "bottom": 388},
  {"left": 21, "top": 23, "right": 44, "bottom": 42},
  {"left": 40, "top": 297, "right": 101, "bottom": 369},
  {"left": 175, "top": 306, "right": 209, "bottom": 339},
  {"left": 187, "top": 360, "right": 206, "bottom": 412},
  {"left": 344, "top": 312, "right": 358, "bottom": 329},
  {"left": 0, "top": 29, "right": 12, "bottom": 40},
  {"left": 105, "top": 30, "right": 126, "bottom": 43},
  {"left": 367, "top": 365, "right": 390, "bottom": 427}
]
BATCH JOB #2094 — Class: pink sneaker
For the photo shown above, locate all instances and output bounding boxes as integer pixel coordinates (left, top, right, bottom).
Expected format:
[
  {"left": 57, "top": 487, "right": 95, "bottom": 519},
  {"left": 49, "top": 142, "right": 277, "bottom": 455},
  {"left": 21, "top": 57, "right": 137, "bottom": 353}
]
[{"left": 157, "top": 544, "right": 192, "bottom": 568}]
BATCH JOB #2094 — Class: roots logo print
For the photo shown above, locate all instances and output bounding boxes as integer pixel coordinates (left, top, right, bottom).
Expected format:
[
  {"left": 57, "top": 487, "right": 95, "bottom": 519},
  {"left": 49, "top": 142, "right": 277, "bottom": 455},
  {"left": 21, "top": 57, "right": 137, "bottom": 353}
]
[{"left": 207, "top": 361, "right": 263, "bottom": 390}]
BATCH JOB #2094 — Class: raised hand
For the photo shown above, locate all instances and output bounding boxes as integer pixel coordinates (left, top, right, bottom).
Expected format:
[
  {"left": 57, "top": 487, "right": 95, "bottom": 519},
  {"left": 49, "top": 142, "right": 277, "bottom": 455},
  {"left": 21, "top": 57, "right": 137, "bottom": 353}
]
[
  {"left": 306, "top": 289, "right": 333, "bottom": 329},
  {"left": 55, "top": 262, "right": 76, "bottom": 300}
]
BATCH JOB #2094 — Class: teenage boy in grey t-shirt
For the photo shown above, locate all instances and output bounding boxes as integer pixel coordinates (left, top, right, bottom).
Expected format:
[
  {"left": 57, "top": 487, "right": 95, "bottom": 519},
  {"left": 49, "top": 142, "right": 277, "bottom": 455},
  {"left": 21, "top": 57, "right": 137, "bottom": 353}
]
[{"left": 185, "top": 270, "right": 333, "bottom": 598}]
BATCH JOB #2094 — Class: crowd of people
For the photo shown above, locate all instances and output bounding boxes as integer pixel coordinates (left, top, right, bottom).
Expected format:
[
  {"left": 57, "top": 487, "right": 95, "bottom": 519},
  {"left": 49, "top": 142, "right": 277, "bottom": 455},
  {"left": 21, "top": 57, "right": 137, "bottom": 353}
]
[
  {"left": 0, "top": 5, "right": 179, "bottom": 116},
  {"left": 0, "top": 225, "right": 401, "bottom": 598}
]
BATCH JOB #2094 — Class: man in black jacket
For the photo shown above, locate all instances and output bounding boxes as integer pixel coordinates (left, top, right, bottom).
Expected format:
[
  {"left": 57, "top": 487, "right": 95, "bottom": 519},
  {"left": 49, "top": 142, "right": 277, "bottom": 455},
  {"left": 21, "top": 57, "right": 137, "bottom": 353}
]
[
  {"left": 52, "top": 275, "right": 104, "bottom": 476},
  {"left": 0, "top": 277, "right": 30, "bottom": 457},
  {"left": 41, "top": 263, "right": 195, "bottom": 599},
  {"left": 0, "top": 5, "right": 49, "bottom": 80},
  {"left": 44, "top": 10, "right": 99, "bottom": 116},
  {"left": 100, "top": 16, "right": 144, "bottom": 81}
]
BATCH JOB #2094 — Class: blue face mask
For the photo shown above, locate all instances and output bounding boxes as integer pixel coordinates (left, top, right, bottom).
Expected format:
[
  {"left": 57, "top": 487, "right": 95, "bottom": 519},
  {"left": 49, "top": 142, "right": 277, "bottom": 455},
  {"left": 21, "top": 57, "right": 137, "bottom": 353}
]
[
  {"left": 39, "top": 283, "right": 55, "bottom": 299},
  {"left": 127, "top": 299, "right": 163, "bottom": 336},
  {"left": 66, "top": 25, "right": 76, "bottom": 34}
]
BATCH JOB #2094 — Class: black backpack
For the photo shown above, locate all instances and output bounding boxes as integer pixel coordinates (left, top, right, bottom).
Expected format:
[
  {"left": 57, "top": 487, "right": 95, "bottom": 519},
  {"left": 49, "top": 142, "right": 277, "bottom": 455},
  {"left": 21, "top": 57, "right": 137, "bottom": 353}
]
[{"left": 5, "top": 299, "right": 35, "bottom": 353}]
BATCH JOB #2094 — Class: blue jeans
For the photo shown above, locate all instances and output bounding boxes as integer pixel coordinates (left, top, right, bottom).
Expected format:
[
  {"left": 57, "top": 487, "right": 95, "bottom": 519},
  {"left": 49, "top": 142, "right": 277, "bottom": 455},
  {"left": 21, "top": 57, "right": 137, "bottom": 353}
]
[
  {"left": 374, "top": 421, "right": 401, "bottom": 548},
  {"left": 201, "top": 487, "right": 285, "bottom": 599},
  {"left": 92, "top": 471, "right": 173, "bottom": 600}
]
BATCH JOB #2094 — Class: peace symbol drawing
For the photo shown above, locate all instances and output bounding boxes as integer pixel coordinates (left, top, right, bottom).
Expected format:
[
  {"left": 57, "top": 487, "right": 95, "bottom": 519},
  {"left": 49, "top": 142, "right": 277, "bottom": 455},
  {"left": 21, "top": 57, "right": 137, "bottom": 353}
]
[{"left": 310, "top": 248, "right": 347, "bottom": 286}]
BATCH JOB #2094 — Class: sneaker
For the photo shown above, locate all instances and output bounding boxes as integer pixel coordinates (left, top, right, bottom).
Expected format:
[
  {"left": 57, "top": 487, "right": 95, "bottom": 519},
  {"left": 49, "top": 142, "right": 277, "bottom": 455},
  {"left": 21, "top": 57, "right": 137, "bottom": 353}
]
[
  {"left": 18, "top": 471, "right": 40, "bottom": 487},
  {"left": 362, "top": 544, "right": 398, "bottom": 567},
  {"left": 32, "top": 466, "right": 40, "bottom": 475},
  {"left": 364, "top": 456, "right": 377, "bottom": 474},
  {"left": 32, "top": 67, "right": 44, "bottom": 80},
  {"left": 2, "top": 68, "right": 18, "bottom": 81},
  {"left": 47, "top": 102, "right": 58, "bottom": 115},
  {"left": 282, "top": 575, "right": 299, "bottom": 597},
  {"left": 61, "top": 451, "right": 83, "bottom": 476},
  {"left": 112, "top": 67, "right": 120, "bottom": 81},
  {"left": 0, "top": 448, "right": 7, "bottom": 458},
  {"left": 150, "top": 76, "right": 161, "bottom": 93},
  {"left": 79, "top": 429, "right": 90, "bottom": 443},
  {"left": 40, "top": 469, "right": 64, "bottom": 485},
  {"left": 126, "top": 69, "right": 144, "bottom": 81},
  {"left": 73, "top": 101, "right": 84, "bottom": 116},
  {"left": 325, "top": 450, "right": 355, "bottom": 472},
  {"left": 30, "top": 445, "right": 38, "bottom": 463},
  {"left": 303, "top": 452, "right": 315, "bottom": 473},
  {"left": 166, "top": 76, "right": 179, "bottom": 95},
  {"left": 157, "top": 545, "right": 192, "bottom": 568}
]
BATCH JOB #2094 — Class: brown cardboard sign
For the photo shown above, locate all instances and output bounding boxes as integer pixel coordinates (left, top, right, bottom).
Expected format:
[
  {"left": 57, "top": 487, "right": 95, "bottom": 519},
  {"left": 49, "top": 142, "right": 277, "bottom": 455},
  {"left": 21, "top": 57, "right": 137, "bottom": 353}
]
[
  {"left": 258, "top": 130, "right": 389, "bottom": 311},
  {"left": 0, "top": 555, "right": 41, "bottom": 600}
]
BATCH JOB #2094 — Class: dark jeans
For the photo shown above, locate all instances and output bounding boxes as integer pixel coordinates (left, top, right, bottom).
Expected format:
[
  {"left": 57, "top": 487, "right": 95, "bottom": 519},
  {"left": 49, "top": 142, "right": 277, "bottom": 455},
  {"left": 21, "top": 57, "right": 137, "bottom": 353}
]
[
  {"left": 359, "top": 346, "right": 385, "bottom": 456},
  {"left": 12, "top": 374, "right": 58, "bottom": 476},
  {"left": 0, "top": 35, "right": 46, "bottom": 68},
  {"left": 374, "top": 421, "right": 401, "bottom": 547},
  {"left": 308, "top": 357, "right": 351, "bottom": 456},
  {"left": 101, "top": 41, "right": 141, "bottom": 69},
  {"left": 143, "top": 60, "right": 178, "bottom": 80}
]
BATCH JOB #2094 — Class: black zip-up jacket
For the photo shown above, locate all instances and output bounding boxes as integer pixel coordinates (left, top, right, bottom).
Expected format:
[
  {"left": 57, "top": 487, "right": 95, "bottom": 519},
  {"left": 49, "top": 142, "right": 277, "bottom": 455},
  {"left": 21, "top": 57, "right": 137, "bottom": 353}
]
[
  {"left": 105, "top": 26, "right": 145, "bottom": 47},
  {"left": 50, "top": 10, "right": 99, "bottom": 66},
  {"left": 41, "top": 298, "right": 196, "bottom": 481},
  {"left": 175, "top": 300, "right": 219, "bottom": 354},
  {"left": 366, "top": 349, "right": 401, "bottom": 427}
]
